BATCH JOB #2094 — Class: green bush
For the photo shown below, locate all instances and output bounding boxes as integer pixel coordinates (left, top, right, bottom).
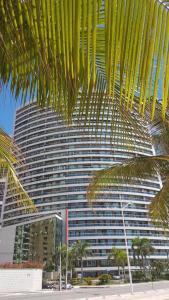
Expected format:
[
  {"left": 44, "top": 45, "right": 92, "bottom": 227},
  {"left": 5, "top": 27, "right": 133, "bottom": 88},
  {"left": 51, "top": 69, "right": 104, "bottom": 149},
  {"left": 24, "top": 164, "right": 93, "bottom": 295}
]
[
  {"left": 84, "top": 277, "right": 92, "bottom": 285},
  {"left": 71, "top": 277, "right": 81, "bottom": 285},
  {"left": 132, "top": 271, "right": 145, "bottom": 283},
  {"left": 98, "top": 274, "right": 111, "bottom": 285},
  {"left": 163, "top": 273, "right": 169, "bottom": 280},
  {"left": 44, "top": 264, "right": 54, "bottom": 272}
]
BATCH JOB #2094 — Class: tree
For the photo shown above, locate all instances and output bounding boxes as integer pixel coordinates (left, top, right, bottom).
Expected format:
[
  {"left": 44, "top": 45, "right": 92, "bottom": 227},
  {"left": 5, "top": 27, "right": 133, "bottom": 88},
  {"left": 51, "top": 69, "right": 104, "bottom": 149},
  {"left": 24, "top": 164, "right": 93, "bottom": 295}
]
[
  {"left": 68, "top": 246, "right": 77, "bottom": 279},
  {"left": 56, "top": 243, "right": 70, "bottom": 275},
  {"left": 108, "top": 247, "right": 127, "bottom": 279},
  {"left": 0, "top": 129, "right": 36, "bottom": 213},
  {"left": 87, "top": 106, "right": 169, "bottom": 228},
  {"left": 55, "top": 241, "right": 84, "bottom": 278},
  {"left": 150, "top": 260, "right": 165, "bottom": 280},
  {"left": 1, "top": 0, "right": 169, "bottom": 221},
  {"left": 73, "top": 241, "right": 89, "bottom": 280},
  {"left": 1, "top": 0, "right": 169, "bottom": 227},
  {"left": 132, "top": 238, "right": 154, "bottom": 278},
  {"left": 0, "top": 1, "right": 169, "bottom": 123}
]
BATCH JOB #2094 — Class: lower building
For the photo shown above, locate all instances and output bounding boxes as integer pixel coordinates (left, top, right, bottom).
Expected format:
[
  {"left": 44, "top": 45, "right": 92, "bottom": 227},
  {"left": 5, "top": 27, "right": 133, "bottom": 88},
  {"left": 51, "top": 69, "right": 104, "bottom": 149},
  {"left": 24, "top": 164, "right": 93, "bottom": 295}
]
[
  {"left": 0, "top": 213, "right": 63, "bottom": 266},
  {"left": 1, "top": 103, "right": 169, "bottom": 275}
]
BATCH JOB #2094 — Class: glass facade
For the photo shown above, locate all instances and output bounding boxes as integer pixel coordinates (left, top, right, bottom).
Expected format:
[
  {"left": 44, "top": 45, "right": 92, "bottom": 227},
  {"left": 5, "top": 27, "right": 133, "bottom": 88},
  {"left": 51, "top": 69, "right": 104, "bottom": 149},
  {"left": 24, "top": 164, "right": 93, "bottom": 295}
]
[{"left": 2, "top": 103, "right": 169, "bottom": 274}]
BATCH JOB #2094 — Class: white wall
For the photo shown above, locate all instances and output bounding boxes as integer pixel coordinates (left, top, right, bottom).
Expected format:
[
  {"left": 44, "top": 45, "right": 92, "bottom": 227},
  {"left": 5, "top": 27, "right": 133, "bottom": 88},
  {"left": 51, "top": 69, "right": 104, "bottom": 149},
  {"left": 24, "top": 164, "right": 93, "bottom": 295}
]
[
  {"left": 0, "top": 269, "right": 42, "bottom": 292},
  {"left": 0, "top": 225, "right": 16, "bottom": 263}
]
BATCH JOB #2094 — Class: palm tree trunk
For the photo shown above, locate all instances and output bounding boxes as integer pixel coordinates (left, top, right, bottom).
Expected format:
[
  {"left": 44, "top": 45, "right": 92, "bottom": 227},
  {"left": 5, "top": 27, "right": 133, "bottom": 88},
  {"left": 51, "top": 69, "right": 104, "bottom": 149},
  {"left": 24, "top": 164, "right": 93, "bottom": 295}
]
[
  {"left": 81, "top": 259, "right": 83, "bottom": 281},
  {"left": 133, "top": 249, "right": 136, "bottom": 266},
  {"left": 138, "top": 255, "right": 142, "bottom": 271},
  {"left": 123, "top": 266, "right": 126, "bottom": 280},
  {"left": 140, "top": 254, "right": 146, "bottom": 279},
  {"left": 167, "top": 251, "right": 169, "bottom": 272},
  {"left": 118, "top": 266, "right": 120, "bottom": 277},
  {"left": 143, "top": 256, "right": 147, "bottom": 279},
  {"left": 70, "top": 268, "right": 73, "bottom": 280}
]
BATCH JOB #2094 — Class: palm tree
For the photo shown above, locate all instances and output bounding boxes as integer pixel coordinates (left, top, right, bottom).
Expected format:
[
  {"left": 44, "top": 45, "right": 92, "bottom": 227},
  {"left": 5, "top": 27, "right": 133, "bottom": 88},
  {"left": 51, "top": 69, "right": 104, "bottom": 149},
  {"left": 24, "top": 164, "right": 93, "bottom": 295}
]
[
  {"left": 68, "top": 247, "right": 77, "bottom": 279},
  {"left": 0, "top": 129, "right": 36, "bottom": 213},
  {"left": 87, "top": 106, "right": 169, "bottom": 228},
  {"left": 1, "top": 1, "right": 169, "bottom": 221},
  {"left": 56, "top": 243, "right": 68, "bottom": 273},
  {"left": 150, "top": 260, "right": 165, "bottom": 280},
  {"left": 55, "top": 242, "right": 89, "bottom": 280},
  {"left": 0, "top": 0, "right": 169, "bottom": 123},
  {"left": 108, "top": 247, "right": 127, "bottom": 279},
  {"left": 132, "top": 237, "right": 154, "bottom": 277},
  {"left": 73, "top": 241, "right": 89, "bottom": 280}
]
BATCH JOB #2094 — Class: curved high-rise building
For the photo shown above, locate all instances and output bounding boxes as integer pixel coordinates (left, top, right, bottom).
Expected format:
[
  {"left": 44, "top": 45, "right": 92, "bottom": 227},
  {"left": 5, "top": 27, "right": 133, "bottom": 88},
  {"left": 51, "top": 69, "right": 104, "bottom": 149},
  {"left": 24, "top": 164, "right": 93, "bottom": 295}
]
[{"left": 2, "top": 103, "right": 169, "bottom": 275}]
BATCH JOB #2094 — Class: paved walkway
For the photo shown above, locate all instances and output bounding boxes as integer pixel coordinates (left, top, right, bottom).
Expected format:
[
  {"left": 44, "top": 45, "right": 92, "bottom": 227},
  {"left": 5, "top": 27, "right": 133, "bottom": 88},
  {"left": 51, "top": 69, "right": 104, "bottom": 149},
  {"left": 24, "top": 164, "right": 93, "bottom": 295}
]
[{"left": 95, "top": 289, "right": 169, "bottom": 300}]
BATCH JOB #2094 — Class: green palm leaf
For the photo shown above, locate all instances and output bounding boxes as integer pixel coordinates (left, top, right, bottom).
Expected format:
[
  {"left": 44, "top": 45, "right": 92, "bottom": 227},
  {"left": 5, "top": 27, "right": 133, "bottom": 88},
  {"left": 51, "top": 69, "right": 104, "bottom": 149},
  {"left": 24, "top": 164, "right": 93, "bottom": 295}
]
[
  {"left": 87, "top": 154, "right": 169, "bottom": 228},
  {"left": 87, "top": 155, "right": 169, "bottom": 201},
  {"left": 0, "top": 0, "right": 169, "bottom": 122},
  {"left": 87, "top": 100, "right": 169, "bottom": 228},
  {"left": 0, "top": 129, "right": 36, "bottom": 214},
  {"left": 150, "top": 177, "right": 169, "bottom": 228}
]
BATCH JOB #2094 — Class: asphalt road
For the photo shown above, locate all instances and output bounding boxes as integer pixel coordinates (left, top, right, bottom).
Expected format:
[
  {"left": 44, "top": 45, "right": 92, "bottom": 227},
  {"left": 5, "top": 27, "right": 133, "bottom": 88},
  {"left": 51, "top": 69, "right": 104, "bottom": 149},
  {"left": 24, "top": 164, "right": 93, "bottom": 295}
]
[{"left": 0, "top": 281, "right": 169, "bottom": 300}]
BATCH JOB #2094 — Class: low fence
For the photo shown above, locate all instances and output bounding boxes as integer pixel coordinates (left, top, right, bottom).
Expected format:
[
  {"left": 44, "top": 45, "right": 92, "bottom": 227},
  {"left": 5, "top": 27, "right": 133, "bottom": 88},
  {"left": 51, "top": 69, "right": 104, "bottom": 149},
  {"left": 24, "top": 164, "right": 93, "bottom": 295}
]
[{"left": 0, "top": 269, "right": 42, "bottom": 292}]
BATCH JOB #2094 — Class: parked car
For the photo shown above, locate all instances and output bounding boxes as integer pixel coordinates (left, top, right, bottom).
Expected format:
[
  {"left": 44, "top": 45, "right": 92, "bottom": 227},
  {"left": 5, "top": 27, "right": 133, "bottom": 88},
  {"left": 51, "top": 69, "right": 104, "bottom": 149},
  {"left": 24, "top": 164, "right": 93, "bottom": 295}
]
[
  {"left": 62, "top": 282, "right": 72, "bottom": 289},
  {"left": 42, "top": 282, "right": 54, "bottom": 289},
  {"left": 113, "top": 275, "right": 121, "bottom": 280},
  {"left": 42, "top": 281, "right": 59, "bottom": 289}
]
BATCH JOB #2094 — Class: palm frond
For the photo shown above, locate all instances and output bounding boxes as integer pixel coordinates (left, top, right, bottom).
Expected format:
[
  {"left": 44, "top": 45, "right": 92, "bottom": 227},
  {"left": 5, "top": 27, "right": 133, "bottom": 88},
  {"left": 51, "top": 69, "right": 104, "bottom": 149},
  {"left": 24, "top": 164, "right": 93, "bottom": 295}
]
[
  {"left": 0, "top": 129, "right": 36, "bottom": 213},
  {"left": 148, "top": 105, "right": 169, "bottom": 154},
  {"left": 149, "top": 177, "right": 169, "bottom": 228},
  {"left": 0, "top": 1, "right": 169, "bottom": 121},
  {"left": 87, "top": 96, "right": 169, "bottom": 228},
  {"left": 87, "top": 152, "right": 169, "bottom": 227},
  {"left": 87, "top": 155, "right": 169, "bottom": 202}
]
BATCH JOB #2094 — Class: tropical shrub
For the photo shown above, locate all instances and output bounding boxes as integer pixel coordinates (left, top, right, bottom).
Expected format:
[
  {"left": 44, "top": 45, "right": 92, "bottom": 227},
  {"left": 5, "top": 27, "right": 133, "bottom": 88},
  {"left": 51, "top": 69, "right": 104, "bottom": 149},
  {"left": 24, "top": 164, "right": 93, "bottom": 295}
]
[
  {"left": 132, "top": 271, "right": 145, "bottom": 283},
  {"left": 71, "top": 277, "right": 81, "bottom": 285},
  {"left": 164, "top": 273, "right": 169, "bottom": 280},
  {"left": 150, "top": 260, "right": 165, "bottom": 280},
  {"left": 98, "top": 274, "right": 111, "bottom": 285},
  {"left": 84, "top": 277, "right": 92, "bottom": 285}
]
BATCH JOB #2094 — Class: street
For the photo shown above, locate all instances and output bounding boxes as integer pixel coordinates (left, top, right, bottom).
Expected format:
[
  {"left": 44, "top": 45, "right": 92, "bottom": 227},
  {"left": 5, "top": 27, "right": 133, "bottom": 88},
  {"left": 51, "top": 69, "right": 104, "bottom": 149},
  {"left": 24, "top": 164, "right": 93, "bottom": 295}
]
[{"left": 0, "top": 281, "right": 169, "bottom": 300}]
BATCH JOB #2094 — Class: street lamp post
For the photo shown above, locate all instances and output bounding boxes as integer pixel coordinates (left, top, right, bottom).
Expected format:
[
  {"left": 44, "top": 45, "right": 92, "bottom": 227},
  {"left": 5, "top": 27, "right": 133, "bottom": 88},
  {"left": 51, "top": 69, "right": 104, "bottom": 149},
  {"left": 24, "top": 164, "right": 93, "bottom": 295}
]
[
  {"left": 65, "top": 208, "right": 69, "bottom": 290},
  {"left": 65, "top": 243, "right": 68, "bottom": 289},
  {"left": 59, "top": 242, "right": 62, "bottom": 291},
  {"left": 121, "top": 202, "right": 134, "bottom": 294}
]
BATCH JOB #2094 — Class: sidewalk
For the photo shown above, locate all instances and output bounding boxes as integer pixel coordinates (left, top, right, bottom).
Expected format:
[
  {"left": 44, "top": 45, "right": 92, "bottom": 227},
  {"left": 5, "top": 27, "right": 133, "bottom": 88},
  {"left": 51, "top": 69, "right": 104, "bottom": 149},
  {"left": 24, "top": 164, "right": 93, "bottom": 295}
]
[
  {"left": 0, "top": 282, "right": 169, "bottom": 300},
  {"left": 86, "top": 289, "right": 169, "bottom": 300}
]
